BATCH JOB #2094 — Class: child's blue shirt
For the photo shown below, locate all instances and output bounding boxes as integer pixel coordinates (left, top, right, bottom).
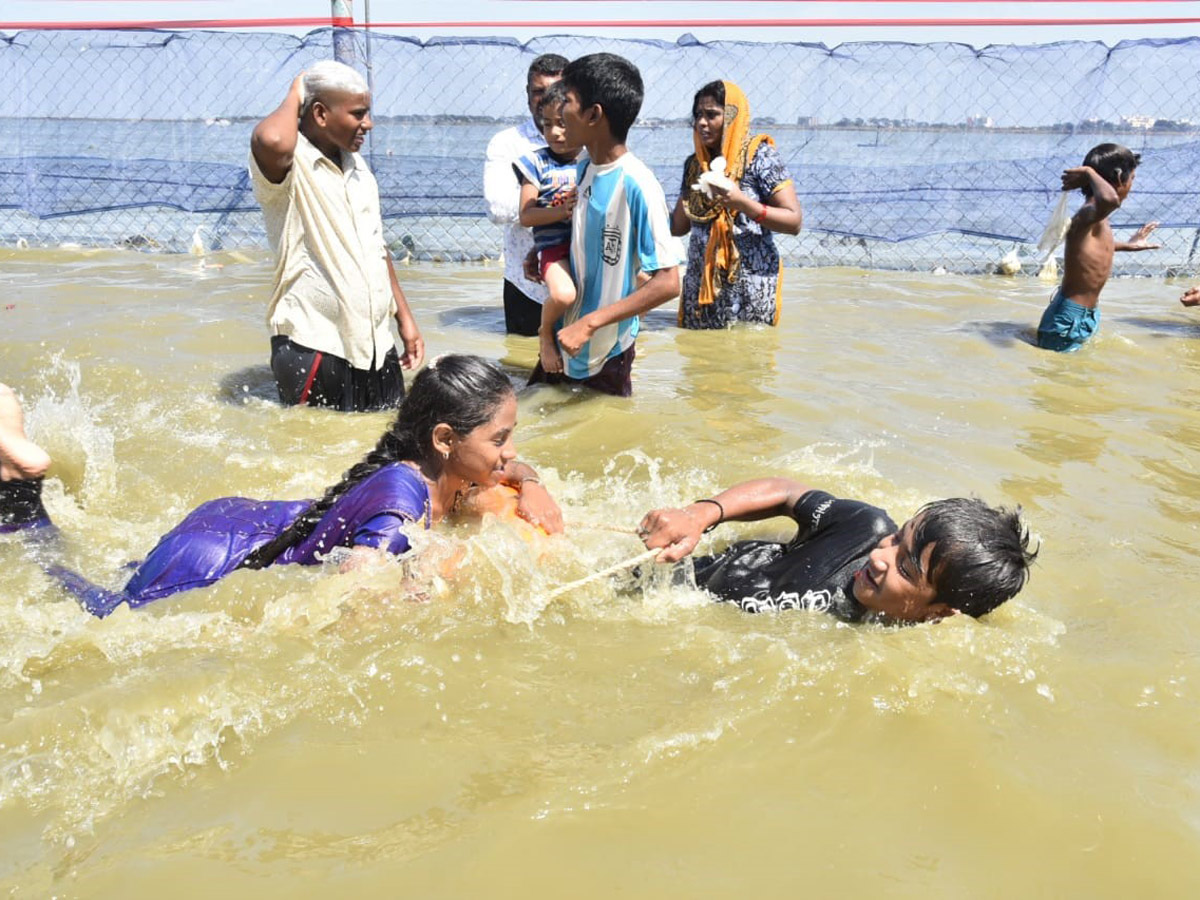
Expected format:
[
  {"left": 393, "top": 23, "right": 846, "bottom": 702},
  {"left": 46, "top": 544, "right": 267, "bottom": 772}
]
[{"left": 513, "top": 147, "right": 578, "bottom": 251}]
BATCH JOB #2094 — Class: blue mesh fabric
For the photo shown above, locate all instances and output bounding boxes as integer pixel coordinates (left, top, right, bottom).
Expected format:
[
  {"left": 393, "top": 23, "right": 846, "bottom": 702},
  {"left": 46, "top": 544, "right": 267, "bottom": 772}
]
[{"left": 2, "top": 28, "right": 1198, "bottom": 270}]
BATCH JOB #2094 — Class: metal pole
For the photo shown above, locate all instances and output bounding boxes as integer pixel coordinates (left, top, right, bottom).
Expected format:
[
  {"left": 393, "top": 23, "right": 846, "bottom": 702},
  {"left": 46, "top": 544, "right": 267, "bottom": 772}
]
[
  {"left": 364, "top": 0, "right": 376, "bottom": 167},
  {"left": 363, "top": 0, "right": 375, "bottom": 94},
  {"left": 332, "top": 0, "right": 355, "bottom": 65}
]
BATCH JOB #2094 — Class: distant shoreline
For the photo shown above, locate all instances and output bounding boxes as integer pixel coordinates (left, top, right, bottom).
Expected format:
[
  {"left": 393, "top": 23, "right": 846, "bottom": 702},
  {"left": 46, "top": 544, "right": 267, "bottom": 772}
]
[{"left": 1, "top": 114, "right": 1196, "bottom": 136}]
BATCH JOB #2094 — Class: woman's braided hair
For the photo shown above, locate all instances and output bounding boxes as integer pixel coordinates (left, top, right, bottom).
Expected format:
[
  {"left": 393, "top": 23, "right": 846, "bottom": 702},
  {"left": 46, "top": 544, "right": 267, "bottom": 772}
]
[{"left": 239, "top": 355, "right": 515, "bottom": 570}]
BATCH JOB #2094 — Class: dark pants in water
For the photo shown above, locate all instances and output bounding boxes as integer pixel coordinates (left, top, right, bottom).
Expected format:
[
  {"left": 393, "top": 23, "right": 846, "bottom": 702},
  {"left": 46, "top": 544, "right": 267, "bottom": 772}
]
[
  {"left": 503, "top": 279, "right": 543, "bottom": 337},
  {"left": 0, "top": 477, "right": 52, "bottom": 533},
  {"left": 527, "top": 343, "right": 636, "bottom": 398},
  {"left": 270, "top": 336, "right": 405, "bottom": 412}
]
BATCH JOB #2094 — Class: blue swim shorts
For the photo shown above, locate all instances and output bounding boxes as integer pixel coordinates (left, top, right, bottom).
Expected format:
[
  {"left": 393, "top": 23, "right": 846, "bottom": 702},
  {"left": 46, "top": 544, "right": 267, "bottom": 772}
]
[{"left": 1036, "top": 289, "right": 1100, "bottom": 353}]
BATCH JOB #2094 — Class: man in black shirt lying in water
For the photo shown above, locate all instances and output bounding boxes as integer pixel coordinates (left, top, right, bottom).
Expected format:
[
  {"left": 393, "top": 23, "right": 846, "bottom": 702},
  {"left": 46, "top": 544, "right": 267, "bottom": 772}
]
[{"left": 638, "top": 478, "right": 1036, "bottom": 624}]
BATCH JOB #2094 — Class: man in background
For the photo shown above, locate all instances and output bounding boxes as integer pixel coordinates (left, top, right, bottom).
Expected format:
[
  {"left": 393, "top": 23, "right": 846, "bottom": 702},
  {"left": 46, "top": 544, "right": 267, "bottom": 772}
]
[{"left": 483, "top": 53, "right": 568, "bottom": 336}]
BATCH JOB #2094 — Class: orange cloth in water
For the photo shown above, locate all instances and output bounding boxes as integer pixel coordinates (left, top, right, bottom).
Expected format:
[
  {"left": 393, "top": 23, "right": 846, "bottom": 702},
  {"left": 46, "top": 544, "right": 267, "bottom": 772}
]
[
  {"left": 432, "top": 485, "right": 542, "bottom": 582},
  {"left": 465, "top": 485, "right": 550, "bottom": 544},
  {"left": 683, "top": 80, "right": 774, "bottom": 307}
]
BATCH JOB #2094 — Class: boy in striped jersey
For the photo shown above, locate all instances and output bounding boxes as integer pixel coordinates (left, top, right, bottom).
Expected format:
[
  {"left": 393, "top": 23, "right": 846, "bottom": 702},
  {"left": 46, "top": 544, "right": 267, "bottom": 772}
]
[{"left": 527, "top": 53, "right": 681, "bottom": 397}]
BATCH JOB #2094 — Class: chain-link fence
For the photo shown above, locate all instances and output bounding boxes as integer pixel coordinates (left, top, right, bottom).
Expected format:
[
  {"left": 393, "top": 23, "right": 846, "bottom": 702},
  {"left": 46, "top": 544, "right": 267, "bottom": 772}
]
[{"left": 3, "top": 27, "right": 1200, "bottom": 274}]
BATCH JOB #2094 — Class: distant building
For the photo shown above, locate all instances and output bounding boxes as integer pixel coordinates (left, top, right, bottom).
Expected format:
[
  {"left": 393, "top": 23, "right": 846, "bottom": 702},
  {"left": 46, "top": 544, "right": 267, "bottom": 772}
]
[
  {"left": 796, "top": 115, "right": 819, "bottom": 127},
  {"left": 966, "top": 115, "right": 994, "bottom": 128},
  {"left": 1122, "top": 115, "right": 1155, "bottom": 129}
]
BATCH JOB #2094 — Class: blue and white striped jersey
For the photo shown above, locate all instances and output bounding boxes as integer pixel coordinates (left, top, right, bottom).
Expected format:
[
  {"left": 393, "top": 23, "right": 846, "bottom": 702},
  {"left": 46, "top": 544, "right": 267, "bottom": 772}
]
[{"left": 563, "top": 151, "right": 681, "bottom": 379}]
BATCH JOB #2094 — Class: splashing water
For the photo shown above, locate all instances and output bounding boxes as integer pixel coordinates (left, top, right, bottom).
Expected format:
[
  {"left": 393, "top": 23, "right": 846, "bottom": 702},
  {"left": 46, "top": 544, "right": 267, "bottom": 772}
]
[{"left": 1, "top": 251, "right": 1196, "bottom": 895}]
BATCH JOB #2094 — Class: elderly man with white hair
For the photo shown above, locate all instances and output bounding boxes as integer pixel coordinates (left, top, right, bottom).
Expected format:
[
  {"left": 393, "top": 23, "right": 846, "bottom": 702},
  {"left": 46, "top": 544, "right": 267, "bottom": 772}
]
[{"left": 250, "top": 60, "right": 424, "bottom": 411}]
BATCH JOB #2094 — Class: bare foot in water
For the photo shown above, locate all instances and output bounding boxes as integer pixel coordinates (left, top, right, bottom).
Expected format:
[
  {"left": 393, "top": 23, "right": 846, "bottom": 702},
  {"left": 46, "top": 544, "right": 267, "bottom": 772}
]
[{"left": 0, "top": 384, "right": 51, "bottom": 481}]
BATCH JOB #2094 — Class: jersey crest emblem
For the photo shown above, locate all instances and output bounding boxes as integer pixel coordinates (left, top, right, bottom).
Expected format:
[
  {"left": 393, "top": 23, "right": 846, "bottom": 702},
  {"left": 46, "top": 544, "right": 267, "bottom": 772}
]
[{"left": 602, "top": 226, "right": 622, "bottom": 265}]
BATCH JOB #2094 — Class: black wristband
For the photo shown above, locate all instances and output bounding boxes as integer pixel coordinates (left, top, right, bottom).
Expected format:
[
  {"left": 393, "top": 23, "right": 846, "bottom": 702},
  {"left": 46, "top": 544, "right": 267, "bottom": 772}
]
[{"left": 693, "top": 498, "right": 725, "bottom": 533}]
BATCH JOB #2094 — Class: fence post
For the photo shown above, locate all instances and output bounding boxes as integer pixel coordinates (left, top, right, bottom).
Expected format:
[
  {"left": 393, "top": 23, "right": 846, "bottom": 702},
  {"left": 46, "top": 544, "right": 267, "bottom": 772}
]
[
  {"left": 363, "top": 0, "right": 375, "bottom": 168},
  {"left": 332, "top": 0, "right": 356, "bottom": 65}
]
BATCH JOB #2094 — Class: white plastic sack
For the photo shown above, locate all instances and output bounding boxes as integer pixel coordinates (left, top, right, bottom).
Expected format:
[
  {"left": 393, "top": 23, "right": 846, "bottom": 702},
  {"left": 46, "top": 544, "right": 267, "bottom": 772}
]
[
  {"left": 691, "top": 155, "right": 735, "bottom": 198},
  {"left": 1036, "top": 191, "right": 1072, "bottom": 258}
]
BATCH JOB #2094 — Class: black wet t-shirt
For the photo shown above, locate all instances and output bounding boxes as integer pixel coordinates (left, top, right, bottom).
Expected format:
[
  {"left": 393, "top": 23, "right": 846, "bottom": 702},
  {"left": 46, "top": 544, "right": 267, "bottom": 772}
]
[{"left": 693, "top": 490, "right": 897, "bottom": 620}]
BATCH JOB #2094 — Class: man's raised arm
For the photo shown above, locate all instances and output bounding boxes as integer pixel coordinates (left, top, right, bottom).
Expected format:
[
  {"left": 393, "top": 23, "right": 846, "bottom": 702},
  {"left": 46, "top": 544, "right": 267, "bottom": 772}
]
[{"left": 251, "top": 75, "right": 305, "bottom": 184}]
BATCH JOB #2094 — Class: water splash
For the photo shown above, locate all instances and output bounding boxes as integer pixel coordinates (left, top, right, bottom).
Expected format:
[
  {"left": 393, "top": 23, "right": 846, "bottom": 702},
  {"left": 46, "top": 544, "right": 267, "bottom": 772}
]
[
  {"left": 0, "top": 446, "right": 1067, "bottom": 863},
  {"left": 22, "top": 358, "right": 116, "bottom": 505}
]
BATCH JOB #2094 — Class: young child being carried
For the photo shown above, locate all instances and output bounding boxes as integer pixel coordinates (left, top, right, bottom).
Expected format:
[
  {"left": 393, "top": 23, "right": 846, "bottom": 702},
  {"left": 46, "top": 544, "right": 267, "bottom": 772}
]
[
  {"left": 1036, "top": 143, "right": 1159, "bottom": 352},
  {"left": 514, "top": 81, "right": 582, "bottom": 375}
]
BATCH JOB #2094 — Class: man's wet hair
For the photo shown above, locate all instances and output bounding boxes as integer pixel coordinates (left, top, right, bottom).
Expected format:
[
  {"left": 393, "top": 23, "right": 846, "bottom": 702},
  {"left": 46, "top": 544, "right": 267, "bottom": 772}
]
[
  {"left": 1079, "top": 143, "right": 1141, "bottom": 197},
  {"left": 527, "top": 53, "right": 568, "bottom": 84},
  {"left": 536, "top": 81, "right": 570, "bottom": 130},
  {"left": 561, "top": 53, "right": 644, "bottom": 143},
  {"left": 912, "top": 498, "right": 1037, "bottom": 618}
]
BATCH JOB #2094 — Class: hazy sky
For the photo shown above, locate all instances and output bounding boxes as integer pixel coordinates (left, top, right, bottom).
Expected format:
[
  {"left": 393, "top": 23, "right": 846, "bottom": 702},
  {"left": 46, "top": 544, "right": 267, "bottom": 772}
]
[{"left": 7, "top": 0, "right": 1200, "bottom": 46}]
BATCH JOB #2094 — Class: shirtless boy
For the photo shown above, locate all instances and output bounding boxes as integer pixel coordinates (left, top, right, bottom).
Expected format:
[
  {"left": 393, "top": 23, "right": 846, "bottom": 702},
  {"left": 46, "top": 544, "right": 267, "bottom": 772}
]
[{"left": 1037, "top": 143, "right": 1159, "bottom": 352}]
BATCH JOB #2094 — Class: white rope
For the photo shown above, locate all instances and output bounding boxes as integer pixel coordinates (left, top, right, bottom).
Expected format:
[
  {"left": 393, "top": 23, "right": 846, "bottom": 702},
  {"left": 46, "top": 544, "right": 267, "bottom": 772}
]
[
  {"left": 566, "top": 521, "right": 641, "bottom": 536},
  {"left": 539, "top": 547, "right": 662, "bottom": 603}
]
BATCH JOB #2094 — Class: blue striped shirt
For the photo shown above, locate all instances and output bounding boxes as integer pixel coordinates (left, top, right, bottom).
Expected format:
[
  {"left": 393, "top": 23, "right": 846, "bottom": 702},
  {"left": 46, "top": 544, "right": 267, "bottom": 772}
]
[
  {"left": 513, "top": 146, "right": 578, "bottom": 251},
  {"left": 562, "top": 152, "right": 681, "bottom": 380}
]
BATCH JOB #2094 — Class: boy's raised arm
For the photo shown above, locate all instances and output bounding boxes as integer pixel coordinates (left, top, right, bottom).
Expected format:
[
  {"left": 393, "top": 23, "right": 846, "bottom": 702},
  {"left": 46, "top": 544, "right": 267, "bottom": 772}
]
[
  {"left": 639, "top": 477, "right": 813, "bottom": 563},
  {"left": 251, "top": 75, "right": 304, "bottom": 184},
  {"left": 517, "top": 180, "right": 575, "bottom": 228},
  {"left": 1062, "top": 165, "right": 1121, "bottom": 222}
]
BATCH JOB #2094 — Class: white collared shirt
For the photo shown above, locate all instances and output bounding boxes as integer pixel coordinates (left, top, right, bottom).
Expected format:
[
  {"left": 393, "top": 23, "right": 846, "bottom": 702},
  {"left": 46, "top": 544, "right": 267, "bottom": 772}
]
[
  {"left": 483, "top": 117, "right": 549, "bottom": 303},
  {"left": 250, "top": 133, "right": 396, "bottom": 370}
]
